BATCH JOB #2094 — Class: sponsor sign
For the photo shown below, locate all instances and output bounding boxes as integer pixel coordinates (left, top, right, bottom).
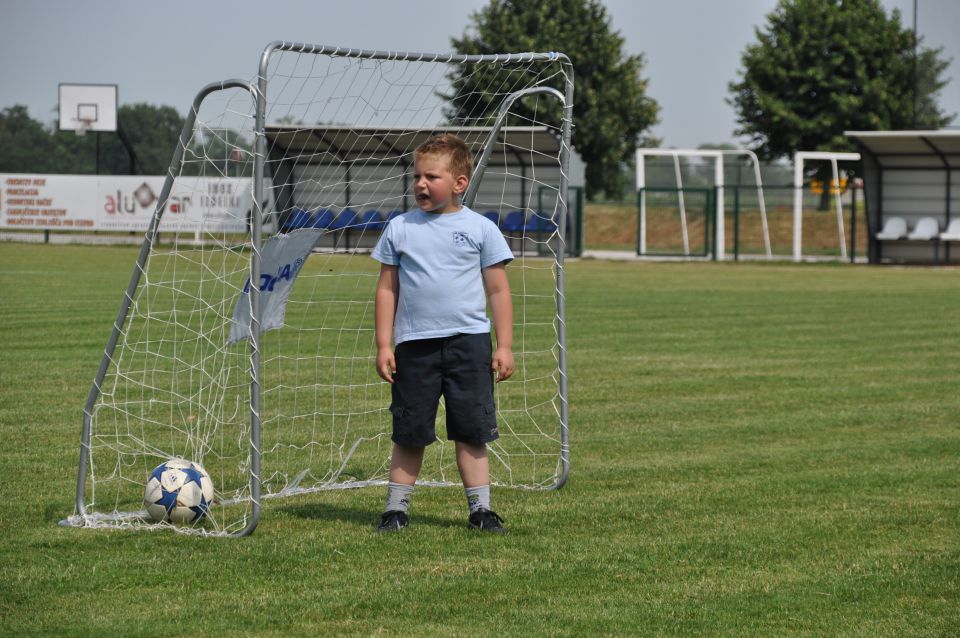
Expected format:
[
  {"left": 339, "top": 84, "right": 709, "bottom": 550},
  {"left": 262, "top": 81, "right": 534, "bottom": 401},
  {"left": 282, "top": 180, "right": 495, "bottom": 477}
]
[
  {"left": 810, "top": 177, "right": 849, "bottom": 195},
  {"left": 0, "top": 174, "right": 270, "bottom": 233}
]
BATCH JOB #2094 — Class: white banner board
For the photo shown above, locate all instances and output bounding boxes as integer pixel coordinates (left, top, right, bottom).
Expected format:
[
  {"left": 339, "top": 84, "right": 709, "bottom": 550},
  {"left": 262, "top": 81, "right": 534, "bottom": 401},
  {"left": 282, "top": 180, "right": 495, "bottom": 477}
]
[{"left": 0, "top": 174, "right": 271, "bottom": 233}]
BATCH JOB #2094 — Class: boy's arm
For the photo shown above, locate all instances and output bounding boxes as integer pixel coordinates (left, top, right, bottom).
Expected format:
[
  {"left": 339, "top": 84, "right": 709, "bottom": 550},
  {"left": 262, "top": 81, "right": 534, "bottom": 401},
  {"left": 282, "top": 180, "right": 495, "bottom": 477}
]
[
  {"left": 482, "top": 262, "right": 515, "bottom": 383},
  {"left": 375, "top": 264, "right": 399, "bottom": 383}
]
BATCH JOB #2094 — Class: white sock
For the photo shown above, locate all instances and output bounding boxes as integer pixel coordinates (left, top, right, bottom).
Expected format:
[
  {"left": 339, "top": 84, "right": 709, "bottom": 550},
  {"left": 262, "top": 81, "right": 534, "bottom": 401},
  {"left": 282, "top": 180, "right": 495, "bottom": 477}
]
[
  {"left": 386, "top": 481, "right": 413, "bottom": 513},
  {"left": 464, "top": 485, "right": 490, "bottom": 514}
]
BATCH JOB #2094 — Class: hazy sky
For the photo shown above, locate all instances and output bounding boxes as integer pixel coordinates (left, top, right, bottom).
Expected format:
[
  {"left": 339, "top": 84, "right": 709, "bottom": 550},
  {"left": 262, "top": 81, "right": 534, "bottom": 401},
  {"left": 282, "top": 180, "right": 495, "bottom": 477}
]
[{"left": 2, "top": 0, "right": 957, "bottom": 149}]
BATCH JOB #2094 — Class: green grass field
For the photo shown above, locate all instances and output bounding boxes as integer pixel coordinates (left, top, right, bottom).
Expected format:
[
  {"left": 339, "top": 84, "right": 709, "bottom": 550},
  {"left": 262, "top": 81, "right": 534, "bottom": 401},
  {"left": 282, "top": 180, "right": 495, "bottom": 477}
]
[{"left": 1, "top": 243, "right": 958, "bottom": 636}]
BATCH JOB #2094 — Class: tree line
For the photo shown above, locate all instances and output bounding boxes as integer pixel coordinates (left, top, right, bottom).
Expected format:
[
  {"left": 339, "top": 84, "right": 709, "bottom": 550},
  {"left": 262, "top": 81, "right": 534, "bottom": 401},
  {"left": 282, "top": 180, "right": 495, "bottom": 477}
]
[
  {"left": 0, "top": 103, "right": 249, "bottom": 178},
  {"left": 1, "top": 0, "right": 953, "bottom": 200}
]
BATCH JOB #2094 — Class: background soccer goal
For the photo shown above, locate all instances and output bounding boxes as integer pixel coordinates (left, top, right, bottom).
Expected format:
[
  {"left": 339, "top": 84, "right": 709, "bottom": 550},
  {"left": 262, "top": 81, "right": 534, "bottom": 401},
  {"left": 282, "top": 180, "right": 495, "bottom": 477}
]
[
  {"left": 65, "top": 42, "right": 573, "bottom": 536},
  {"left": 636, "top": 149, "right": 863, "bottom": 261}
]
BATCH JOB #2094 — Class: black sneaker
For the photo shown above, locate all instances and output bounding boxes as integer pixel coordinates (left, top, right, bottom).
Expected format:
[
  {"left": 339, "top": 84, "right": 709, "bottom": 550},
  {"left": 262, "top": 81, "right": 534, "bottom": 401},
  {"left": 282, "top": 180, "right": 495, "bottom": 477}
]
[
  {"left": 376, "top": 510, "right": 409, "bottom": 533},
  {"left": 468, "top": 508, "right": 506, "bottom": 533}
]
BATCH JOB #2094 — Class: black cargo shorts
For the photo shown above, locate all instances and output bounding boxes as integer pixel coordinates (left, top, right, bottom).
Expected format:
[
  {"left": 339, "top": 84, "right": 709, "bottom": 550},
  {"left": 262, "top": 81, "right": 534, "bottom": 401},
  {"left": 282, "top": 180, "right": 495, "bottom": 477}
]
[{"left": 390, "top": 333, "right": 499, "bottom": 447}]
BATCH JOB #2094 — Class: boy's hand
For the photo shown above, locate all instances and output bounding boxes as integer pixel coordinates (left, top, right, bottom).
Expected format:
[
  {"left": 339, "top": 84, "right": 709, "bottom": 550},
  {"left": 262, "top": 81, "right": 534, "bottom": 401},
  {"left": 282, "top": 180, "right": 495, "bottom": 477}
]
[
  {"left": 492, "top": 346, "right": 515, "bottom": 383},
  {"left": 377, "top": 347, "right": 396, "bottom": 384}
]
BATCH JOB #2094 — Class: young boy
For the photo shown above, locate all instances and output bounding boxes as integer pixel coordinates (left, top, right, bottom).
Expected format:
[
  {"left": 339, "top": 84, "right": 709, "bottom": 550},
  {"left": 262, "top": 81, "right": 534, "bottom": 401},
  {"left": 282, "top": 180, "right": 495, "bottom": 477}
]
[{"left": 371, "top": 133, "right": 515, "bottom": 533}]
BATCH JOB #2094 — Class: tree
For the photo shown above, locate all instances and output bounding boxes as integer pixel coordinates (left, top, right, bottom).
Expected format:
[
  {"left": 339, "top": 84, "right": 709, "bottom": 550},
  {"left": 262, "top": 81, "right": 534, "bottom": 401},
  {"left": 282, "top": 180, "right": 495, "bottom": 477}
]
[
  {"left": 0, "top": 103, "right": 187, "bottom": 175},
  {"left": 97, "top": 103, "right": 185, "bottom": 175},
  {"left": 0, "top": 106, "right": 63, "bottom": 173},
  {"left": 729, "top": 0, "right": 954, "bottom": 163},
  {"left": 449, "top": 0, "right": 659, "bottom": 199},
  {"left": 184, "top": 126, "right": 252, "bottom": 177}
]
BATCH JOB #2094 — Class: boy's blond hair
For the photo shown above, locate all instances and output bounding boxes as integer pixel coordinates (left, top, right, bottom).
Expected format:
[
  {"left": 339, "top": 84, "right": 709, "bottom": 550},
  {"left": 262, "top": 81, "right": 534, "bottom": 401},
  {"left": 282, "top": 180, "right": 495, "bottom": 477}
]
[{"left": 415, "top": 134, "right": 473, "bottom": 182}]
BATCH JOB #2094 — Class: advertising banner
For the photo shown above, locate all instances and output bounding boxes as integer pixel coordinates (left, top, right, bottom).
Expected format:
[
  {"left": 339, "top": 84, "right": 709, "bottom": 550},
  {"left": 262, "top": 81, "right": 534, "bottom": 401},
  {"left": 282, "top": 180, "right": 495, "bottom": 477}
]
[{"left": 0, "top": 174, "right": 270, "bottom": 233}]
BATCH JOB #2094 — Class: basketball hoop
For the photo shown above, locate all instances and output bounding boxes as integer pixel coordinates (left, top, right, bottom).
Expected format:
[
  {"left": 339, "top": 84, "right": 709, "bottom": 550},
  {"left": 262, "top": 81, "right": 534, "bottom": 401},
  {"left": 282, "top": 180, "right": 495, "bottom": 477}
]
[
  {"left": 60, "top": 85, "right": 114, "bottom": 135},
  {"left": 75, "top": 118, "right": 93, "bottom": 137}
]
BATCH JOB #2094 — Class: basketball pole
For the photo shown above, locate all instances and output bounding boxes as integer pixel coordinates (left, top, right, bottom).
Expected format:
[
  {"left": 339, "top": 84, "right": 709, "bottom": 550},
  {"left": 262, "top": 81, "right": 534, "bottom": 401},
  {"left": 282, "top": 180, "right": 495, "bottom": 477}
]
[{"left": 116, "top": 119, "right": 142, "bottom": 175}]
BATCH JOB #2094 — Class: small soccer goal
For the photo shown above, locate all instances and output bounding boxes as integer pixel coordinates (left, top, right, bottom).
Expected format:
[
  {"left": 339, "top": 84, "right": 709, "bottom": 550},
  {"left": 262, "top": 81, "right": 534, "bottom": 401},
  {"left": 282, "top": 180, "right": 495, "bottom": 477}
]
[
  {"left": 636, "top": 149, "right": 772, "bottom": 260},
  {"left": 791, "top": 151, "right": 861, "bottom": 262},
  {"left": 63, "top": 42, "right": 573, "bottom": 536},
  {"left": 636, "top": 148, "right": 862, "bottom": 261}
]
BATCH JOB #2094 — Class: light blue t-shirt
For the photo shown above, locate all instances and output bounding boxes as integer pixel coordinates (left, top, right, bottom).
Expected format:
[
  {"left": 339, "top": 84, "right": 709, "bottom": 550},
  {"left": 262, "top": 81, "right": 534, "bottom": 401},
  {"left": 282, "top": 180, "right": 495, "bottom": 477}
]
[{"left": 371, "top": 207, "right": 514, "bottom": 345}]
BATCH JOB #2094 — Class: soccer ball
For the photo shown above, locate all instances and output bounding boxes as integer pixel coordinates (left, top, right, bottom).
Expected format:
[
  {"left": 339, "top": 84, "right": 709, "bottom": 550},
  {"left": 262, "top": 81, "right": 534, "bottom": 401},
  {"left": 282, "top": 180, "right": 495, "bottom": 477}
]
[{"left": 143, "top": 458, "right": 214, "bottom": 524}]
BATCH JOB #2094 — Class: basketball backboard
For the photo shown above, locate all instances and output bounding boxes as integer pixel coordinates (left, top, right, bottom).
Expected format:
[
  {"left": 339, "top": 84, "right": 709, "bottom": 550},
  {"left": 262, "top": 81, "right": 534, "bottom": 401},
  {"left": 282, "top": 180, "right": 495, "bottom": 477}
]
[{"left": 59, "top": 84, "right": 117, "bottom": 134}]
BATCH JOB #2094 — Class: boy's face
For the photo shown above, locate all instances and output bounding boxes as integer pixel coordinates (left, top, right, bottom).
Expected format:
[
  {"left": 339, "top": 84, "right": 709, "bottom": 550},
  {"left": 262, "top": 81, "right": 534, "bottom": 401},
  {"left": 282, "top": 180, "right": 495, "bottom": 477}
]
[{"left": 413, "top": 152, "right": 469, "bottom": 213}]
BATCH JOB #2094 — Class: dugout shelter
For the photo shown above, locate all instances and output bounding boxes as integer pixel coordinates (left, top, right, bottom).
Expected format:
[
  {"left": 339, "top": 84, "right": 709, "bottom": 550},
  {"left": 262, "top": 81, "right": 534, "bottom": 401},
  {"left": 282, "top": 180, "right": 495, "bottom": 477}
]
[
  {"left": 264, "top": 124, "right": 585, "bottom": 254},
  {"left": 847, "top": 130, "right": 960, "bottom": 264}
]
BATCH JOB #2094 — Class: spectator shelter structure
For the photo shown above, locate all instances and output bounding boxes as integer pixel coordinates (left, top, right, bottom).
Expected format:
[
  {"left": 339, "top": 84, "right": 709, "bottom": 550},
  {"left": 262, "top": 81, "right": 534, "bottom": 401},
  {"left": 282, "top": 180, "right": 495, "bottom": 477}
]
[
  {"left": 264, "top": 124, "right": 585, "bottom": 254},
  {"left": 846, "top": 130, "right": 960, "bottom": 264}
]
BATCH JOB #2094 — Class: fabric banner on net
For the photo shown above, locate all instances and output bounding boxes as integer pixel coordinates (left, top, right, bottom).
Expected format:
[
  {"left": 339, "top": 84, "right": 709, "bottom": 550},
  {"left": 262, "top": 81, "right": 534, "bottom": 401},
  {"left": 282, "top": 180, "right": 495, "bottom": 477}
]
[{"left": 228, "top": 228, "right": 323, "bottom": 345}]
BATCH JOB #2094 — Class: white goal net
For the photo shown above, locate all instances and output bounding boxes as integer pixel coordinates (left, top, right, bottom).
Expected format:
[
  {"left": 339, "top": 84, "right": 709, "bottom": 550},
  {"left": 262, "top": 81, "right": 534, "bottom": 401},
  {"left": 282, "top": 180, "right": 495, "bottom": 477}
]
[{"left": 66, "top": 42, "right": 573, "bottom": 536}]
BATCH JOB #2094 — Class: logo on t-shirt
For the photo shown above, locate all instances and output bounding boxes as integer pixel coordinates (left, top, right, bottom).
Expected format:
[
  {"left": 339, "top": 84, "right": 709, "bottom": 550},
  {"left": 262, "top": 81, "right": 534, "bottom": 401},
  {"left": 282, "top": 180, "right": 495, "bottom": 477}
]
[{"left": 452, "top": 231, "right": 469, "bottom": 247}]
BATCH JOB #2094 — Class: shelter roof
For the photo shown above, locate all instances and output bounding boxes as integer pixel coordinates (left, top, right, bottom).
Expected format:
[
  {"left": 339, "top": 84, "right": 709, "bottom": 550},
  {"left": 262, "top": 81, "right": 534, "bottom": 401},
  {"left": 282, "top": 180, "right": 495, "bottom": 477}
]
[
  {"left": 845, "top": 130, "right": 960, "bottom": 169},
  {"left": 264, "top": 125, "right": 565, "bottom": 167}
]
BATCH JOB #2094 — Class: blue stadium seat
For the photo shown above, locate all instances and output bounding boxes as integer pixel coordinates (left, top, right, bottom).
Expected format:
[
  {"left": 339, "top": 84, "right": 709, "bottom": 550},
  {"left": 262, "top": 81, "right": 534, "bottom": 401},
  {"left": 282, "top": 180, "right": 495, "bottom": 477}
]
[
  {"left": 282, "top": 208, "right": 313, "bottom": 232},
  {"left": 311, "top": 209, "right": 336, "bottom": 229},
  {"left": 499, "top": 211, "right": 526, "bottom": 233},
  {"left": 328, "top": 209, "right": 358, "bottom": 231},
  {"left": 523, "top": 213, "right": 558, "bottom": 234},
  {"left": 483, "top": 210, "right": 500, "bottom": 225},
  {"left": 384, "top": 210, "right": 405, "bottom": 224},
  {"left": 358, "top": 210, "right": 386, "bottom": 231}
]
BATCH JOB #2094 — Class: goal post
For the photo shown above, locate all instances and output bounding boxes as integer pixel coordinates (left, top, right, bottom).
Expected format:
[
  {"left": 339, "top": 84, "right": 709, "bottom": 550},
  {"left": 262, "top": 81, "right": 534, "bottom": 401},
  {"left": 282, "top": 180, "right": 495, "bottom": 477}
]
[
  {"left": 64, "top": 42, "right": 573, "bottom": 536},
  {"left": 792, "top": 151, "right": 861, "bottom": 262},
  {"left": 637, "top": 148, "right": 861, "bottom": 262},
  {"left": 636, "top": 149, "right": 772, "bottom": 260}
]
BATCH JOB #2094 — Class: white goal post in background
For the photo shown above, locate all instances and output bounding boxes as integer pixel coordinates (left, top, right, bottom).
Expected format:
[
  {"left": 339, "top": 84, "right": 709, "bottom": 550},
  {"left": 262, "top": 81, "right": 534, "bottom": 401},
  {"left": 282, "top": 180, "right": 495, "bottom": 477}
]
[
  {"left": 64, "top": 42, "right": 574, "bottom": 536},
  {"left": 792, "top": 151, "right": 861, "bottom": 262},
  {"left": 636, "top": 149, "right": 772, "bottom": 260},
  {"left": 637, "top": 148, "right": 862, "bottom": 261}
]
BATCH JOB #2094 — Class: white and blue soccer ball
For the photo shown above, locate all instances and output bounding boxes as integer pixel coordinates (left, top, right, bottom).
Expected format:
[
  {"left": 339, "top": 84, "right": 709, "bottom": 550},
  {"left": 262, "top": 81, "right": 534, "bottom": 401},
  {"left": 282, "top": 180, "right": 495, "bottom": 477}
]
[{"left": 143, "top": 458, "right": 214, "bottom": 524}]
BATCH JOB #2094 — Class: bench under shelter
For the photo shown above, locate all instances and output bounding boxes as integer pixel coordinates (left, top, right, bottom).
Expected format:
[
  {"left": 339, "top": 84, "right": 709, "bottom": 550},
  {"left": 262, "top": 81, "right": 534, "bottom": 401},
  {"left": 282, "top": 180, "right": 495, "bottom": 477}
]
[{"left": 847, "top": 130, "right": 960, "bottom": 264}]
